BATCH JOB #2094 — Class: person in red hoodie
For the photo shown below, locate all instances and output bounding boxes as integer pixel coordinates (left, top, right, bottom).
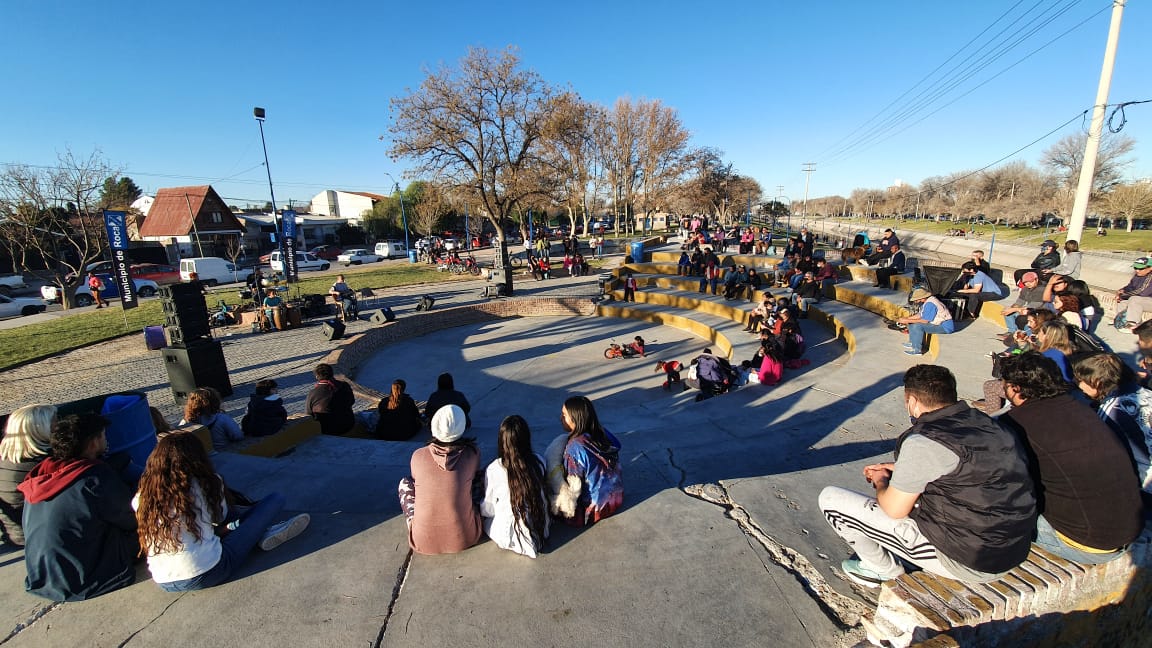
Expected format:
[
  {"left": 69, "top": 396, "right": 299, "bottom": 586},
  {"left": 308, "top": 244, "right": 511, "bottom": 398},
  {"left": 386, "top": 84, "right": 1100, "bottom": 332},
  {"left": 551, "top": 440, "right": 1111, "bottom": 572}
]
[{"left": 20, "top": 413, "right": 139, "bottom": 601}]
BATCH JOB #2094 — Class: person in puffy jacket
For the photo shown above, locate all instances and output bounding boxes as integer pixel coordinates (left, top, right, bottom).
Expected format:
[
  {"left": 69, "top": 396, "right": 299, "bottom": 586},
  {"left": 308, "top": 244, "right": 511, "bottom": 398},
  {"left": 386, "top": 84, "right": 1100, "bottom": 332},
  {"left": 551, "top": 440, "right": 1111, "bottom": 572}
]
[{"left": 241, "top": 379, "right": 288, "bottom": 437}]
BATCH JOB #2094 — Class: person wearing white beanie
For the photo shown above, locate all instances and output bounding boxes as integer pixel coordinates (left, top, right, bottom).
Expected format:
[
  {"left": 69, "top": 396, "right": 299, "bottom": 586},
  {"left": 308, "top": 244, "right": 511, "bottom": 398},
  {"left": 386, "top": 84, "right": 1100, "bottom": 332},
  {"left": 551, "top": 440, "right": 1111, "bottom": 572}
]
[{"left": 397, "top": 405, "right": 482, "bottom": 554}]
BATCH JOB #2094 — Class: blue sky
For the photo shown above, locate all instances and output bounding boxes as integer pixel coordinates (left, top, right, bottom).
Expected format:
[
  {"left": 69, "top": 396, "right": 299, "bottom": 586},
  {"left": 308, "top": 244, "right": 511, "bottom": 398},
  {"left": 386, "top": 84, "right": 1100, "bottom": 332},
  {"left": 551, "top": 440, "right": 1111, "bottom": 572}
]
[{"left": 2, "top": 1, "right": 1149, "bottom": 210}]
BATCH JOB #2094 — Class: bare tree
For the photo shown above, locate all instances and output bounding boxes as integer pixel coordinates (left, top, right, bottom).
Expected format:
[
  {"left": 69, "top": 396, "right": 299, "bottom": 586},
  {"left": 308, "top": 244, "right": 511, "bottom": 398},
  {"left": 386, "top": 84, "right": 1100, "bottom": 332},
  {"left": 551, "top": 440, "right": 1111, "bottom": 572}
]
[
  {"left": 1102, "top": 182, "right": 1152, "bottom": 232},
  {"left": 1041, "top": 132, "right": 1135, "bottom": 195},
  {"left": 536, "top": 91, "right": 598, "bottom": 235},
  {"left": 388, "top": 46, "right": 552, "bottom": 295},
  {"left": 635, "top": 99, "right": 692, "bottom": 227},
  {"left": 0, "top": 149, "right": 118, "bottom": 308},
  {"left": 405, "top": 181, "right": 450, "bottom": 237}
]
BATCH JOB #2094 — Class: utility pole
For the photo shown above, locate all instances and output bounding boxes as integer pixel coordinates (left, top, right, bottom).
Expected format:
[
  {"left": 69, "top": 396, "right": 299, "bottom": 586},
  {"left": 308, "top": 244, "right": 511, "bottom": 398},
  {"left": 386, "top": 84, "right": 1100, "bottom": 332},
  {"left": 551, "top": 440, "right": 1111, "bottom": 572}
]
[
  {"left": 801, "top": 163, "right": 815, "bottom": 224},
  {"left": 1067, "top": 0, "right": 1126, "bottom": 243}
]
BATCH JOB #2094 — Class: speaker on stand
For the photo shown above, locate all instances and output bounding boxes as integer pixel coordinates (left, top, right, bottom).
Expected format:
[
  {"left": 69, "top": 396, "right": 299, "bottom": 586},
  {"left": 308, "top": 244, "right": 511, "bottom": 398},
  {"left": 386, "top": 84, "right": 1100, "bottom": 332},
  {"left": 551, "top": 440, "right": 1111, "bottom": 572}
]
[{"left": 159, "top": 283, "right": 232, "bottom": 404}]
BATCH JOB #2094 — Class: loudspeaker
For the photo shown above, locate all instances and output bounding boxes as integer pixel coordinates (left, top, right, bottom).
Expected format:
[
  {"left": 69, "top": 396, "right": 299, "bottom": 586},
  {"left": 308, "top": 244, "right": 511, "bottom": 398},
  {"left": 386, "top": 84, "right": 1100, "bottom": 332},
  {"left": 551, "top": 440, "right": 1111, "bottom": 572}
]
[
  {"left": 415, "top": 295, "right": 436, "bottom": 311},
  {"left": 370, "top": 308, "right": 395, "bottom": 325},
  {"left": 160, "top": 283, "right": 209, "bottom": 347},
  {"left": 162, "top": 340, "right": 232, "bottom": 404},
  {"left": 164, "top": 325, "right": 210, "bottom": 347},
  {"left": 322, "top": 319, "right": 345, "bottom": 341}
]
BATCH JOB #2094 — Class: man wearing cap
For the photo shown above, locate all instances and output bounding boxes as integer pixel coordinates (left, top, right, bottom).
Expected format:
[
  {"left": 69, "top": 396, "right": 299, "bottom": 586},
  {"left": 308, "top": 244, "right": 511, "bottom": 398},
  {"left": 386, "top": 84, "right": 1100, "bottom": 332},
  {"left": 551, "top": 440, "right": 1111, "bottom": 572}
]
[
  {"left": 998, "top": 271, "right": 1047, "bottom": 338},
  {"left": 896, "top": 288, "right": 954, "bottom": 355},
  {"left": 1014, "top": 240, "right": 1061, "bottom": 284},
  {"left": 1115, "top": 257, "right": 1152, "bottom": 329},
  {"left": 866, "top": 229, "right": 901, "bottom": 266},
  {"left": 947, "top": 261, "right": 1004, "bottom": 319}
]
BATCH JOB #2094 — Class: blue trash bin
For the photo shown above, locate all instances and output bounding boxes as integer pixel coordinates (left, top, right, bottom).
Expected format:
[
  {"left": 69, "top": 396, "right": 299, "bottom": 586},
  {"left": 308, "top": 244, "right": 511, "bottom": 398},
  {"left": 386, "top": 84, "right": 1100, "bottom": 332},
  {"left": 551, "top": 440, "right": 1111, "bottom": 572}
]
[
  {"left": 100, "top": 393, "right": 157, "bottom": 481},
  {"left": 408, "top": 250, "right": 418, "bottom": 264},
  {"left": 629, "top": 242, "right": 645, "bottom": 262}
]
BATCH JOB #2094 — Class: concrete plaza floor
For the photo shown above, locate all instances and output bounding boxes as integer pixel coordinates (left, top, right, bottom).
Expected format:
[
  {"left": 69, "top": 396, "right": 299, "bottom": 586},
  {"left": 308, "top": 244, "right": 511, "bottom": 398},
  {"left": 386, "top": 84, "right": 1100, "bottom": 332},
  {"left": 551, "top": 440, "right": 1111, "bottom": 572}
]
[{"left": 0, "top": 243, "right": 1142, "bottom": 647}]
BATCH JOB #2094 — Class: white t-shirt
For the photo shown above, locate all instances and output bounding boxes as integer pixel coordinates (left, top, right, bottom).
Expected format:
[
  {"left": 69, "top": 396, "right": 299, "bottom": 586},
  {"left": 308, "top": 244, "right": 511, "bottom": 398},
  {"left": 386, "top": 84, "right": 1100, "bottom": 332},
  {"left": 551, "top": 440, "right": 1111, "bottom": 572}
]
[
  {"left": 480, "top": 456, "right": 549, "bottom": 558},
  {"left": 132, "top": 478, "right": 225, "bottom": 583}
]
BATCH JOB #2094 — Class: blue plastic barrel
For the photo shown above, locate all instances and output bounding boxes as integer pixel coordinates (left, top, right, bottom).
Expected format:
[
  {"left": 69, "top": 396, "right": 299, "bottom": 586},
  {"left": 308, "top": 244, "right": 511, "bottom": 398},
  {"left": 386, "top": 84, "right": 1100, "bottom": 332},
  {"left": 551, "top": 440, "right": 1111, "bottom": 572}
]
[
  {"left": 100, "top": 394, "right": 157, "bottom": 480},
  {"left": 408, "top": 250, "right": 418, "bottom": 264},
  {"left": 143, "top": 325, "right": 167, "bottom": 350},
  {"left": 629, "top": 241, "right": 645, "bottom": 262}
]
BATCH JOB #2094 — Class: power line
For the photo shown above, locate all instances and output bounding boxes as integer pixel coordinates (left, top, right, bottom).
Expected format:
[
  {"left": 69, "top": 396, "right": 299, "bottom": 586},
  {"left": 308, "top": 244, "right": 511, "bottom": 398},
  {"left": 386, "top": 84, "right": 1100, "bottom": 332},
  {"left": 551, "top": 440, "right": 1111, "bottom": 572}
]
[{"left": 819, "top": 1, "right": 1104, "bottom": 167}]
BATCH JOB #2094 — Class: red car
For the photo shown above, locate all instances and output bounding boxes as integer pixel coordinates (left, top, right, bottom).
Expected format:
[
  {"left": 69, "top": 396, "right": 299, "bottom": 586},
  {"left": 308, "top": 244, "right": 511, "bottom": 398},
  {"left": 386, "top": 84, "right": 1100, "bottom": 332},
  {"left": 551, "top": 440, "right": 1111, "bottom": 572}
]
[
  {"left": 130, "top": 263, "right": 181, "bottom": 284},
  {"left": 308, "top": 245, "right": 343, "bottom": 261}
]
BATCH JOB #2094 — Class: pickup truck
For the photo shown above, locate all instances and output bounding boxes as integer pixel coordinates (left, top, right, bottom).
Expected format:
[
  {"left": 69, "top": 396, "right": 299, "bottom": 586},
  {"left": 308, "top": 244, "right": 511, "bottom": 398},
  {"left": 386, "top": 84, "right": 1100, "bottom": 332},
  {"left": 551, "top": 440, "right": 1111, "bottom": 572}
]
[{"left": 0, "top": 274, "right": 27, "bottom": 296}]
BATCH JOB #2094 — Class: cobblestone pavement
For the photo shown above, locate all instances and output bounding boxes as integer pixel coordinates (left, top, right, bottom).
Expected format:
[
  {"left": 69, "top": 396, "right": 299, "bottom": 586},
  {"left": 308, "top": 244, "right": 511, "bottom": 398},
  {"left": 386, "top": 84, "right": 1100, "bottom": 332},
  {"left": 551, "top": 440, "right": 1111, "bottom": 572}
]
[{"left": 0, "top": 264, "right": 609, "bottom": 424}]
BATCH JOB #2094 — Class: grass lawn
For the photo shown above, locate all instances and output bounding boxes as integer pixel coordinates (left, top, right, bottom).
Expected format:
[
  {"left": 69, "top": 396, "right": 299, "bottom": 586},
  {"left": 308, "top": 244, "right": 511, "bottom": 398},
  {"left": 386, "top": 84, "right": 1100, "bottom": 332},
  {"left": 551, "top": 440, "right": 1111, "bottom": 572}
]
[
  {"left": 817, "top": 216, "right": 1152, "bottom": 254},
  {"left": 0, "top": 255, "right": 610, "bottom": 371}
]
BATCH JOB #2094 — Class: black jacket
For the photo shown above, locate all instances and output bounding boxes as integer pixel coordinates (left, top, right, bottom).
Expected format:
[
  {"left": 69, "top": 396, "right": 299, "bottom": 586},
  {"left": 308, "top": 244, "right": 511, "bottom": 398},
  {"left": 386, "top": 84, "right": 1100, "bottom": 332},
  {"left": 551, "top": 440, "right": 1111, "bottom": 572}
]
[
  {"left": 306, "top": 380, "right": 356, "bottom": 435},
  {"left": 242, "top": 394, "right": 288, "bottom": 437},
  {"left": 19, "top": 459, "right": 138, "bottom": 601},
  {"left": 896, "top": 402, "right": 1037, "bottom": 574},
  {"left": 424, "top": 389, "right": 472, "bottom": 429},
  {"left": 376, "top": 394, "right": 423, "bottom": 441}
]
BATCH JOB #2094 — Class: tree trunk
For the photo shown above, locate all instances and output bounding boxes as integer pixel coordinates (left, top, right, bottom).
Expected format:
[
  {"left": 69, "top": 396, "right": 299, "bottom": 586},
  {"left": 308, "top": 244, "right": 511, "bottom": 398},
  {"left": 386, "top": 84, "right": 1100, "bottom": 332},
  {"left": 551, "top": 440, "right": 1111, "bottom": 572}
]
[
  {"left": 1127, "top": 216, "right": 1133, "bottom": 233},
  {"left": 497, "top": 236, "right": 514, "bottom": 296}
]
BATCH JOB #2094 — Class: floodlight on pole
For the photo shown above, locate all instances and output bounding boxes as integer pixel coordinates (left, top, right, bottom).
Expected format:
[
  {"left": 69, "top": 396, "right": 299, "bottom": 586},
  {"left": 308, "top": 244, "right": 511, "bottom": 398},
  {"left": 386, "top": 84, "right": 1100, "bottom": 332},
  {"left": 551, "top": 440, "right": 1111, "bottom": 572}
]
[{"left": 254, "top": 107, "right": 286, "bottom": 273}]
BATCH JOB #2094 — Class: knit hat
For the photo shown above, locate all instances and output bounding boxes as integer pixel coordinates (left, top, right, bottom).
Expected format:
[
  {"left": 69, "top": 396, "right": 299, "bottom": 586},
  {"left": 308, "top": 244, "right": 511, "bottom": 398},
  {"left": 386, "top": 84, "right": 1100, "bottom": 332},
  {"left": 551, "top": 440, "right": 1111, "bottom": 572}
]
[
  {"left": 1021, "top": 271, "right": 1039, "bottom": 283},
  {"left": 909, "top": 288, "right": 932, "bottom": 301},
  {"left": 431, "top": 404, "right": 466, "bottom": 443}
]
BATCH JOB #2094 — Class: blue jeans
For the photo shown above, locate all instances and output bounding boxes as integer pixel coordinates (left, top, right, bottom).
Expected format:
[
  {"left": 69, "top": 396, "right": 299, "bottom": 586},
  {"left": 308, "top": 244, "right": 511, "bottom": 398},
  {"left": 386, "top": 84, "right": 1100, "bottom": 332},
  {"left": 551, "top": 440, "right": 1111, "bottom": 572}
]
[
  {"left": 907, "top": 322, "right": 952, "bottom": 353},
  {"left": 795, "top": 296, "right": 818, "bottom": 312},
  {"left": 158, "top": 492, "right": 286, "bottom": 592},
  {"left": 1034, "top": 514, "right": 1126, "bottom": 565}
]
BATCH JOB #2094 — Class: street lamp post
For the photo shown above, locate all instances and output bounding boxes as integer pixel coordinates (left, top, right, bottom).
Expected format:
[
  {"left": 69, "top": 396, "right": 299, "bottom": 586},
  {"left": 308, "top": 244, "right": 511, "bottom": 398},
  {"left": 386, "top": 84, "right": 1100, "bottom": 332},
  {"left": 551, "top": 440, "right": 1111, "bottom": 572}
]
[
  {"left": 253, "top": 107, "right": 286, "bottom": 275},
  {"left": 383, "top": 173, "right": 411, "bottom": 262}
]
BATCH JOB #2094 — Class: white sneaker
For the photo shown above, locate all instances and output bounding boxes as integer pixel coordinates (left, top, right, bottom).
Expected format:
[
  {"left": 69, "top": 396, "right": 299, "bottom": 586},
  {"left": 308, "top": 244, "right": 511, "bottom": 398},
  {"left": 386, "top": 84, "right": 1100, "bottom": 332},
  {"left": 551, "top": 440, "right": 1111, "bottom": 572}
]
[{"left": 259, "top": 513, "right": 310, "bottom": 551}]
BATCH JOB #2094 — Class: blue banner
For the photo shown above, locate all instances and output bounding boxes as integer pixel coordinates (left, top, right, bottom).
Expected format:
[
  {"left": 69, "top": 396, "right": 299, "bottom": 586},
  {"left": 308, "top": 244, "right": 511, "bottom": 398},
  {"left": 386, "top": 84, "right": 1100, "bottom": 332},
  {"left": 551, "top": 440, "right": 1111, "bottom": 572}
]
[
  {"left": 102, "top": 210, "right": 137, "bottom": 310},
  {"left": 282, "top": 209, "right": 298, "bottom": 283}
]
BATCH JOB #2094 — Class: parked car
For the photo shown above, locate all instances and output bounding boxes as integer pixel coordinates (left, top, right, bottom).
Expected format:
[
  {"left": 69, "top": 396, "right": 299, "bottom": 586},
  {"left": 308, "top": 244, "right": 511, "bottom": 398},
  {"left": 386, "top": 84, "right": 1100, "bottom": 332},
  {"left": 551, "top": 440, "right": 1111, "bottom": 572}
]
[
  {"left": 269, "top": 251, "right": 330, "bottom": 273},
  {"left": 0, "top": 294, "right": 46, "bottom": 318},
  {"left": 130, "top": 263, "right": 181, "bottom": 284},
  {"left": 178, "top": 257, "right": 254, "bottom": 286},
  {"left": 442, "top": 237, "right": 460, "bottom": 250},
  {"left": 0, "top": 274, "right": 27, "bottom": 297},
  {"left": 375, "top": 241, "right": 408, "bottom": 259},
  {"left": 309, "top": 245, "right": 344, "bottom": 261},
  {"left": 41, "top": 273, "right": 160, "bottom": 307},
  {"left": 337, "top": 249, "right": 383, "bottom": 265}
]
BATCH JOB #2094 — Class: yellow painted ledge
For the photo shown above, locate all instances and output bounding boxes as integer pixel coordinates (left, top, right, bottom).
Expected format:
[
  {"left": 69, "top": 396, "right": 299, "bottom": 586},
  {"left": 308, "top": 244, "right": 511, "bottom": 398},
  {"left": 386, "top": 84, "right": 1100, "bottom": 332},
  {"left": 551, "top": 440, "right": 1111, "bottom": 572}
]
[{"left": 597, "top": 302, "right": 737, "bottom": 359}]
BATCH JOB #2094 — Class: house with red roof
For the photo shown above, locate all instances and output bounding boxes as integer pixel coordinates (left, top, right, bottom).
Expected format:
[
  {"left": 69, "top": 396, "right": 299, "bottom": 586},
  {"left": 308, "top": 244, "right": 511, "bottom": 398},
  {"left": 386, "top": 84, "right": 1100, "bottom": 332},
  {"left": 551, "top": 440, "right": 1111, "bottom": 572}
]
[{"left": 139, "top": 185, "right": 247, "bottom": 259}]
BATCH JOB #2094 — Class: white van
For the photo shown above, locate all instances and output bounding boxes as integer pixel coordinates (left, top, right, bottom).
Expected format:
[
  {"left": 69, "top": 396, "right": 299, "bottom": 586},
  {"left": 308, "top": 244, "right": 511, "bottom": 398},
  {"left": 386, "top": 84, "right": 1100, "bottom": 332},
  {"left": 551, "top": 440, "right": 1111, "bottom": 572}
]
[
  {"left": 269, "top": 251, "right": 330, "bottom": 273},
  {"left": 178, "top": 257, "right": 253, "bottom": 287},
  {"left": 374, "top": 241, "right": 408, "bottom": 259}
]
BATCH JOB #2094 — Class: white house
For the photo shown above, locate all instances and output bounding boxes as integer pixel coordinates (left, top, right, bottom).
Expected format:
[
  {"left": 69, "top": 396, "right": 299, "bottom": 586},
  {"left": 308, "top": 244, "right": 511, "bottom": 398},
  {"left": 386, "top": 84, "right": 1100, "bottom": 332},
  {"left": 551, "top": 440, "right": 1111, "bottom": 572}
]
[{"left": 310, "top": 190, "right": 387, "bottom": 226}]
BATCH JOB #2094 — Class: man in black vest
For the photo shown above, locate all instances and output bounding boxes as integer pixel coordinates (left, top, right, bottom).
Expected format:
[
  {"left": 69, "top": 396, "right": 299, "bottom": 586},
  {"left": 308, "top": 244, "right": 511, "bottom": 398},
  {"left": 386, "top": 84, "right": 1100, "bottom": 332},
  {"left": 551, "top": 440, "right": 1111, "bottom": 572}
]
[
  {"left": 1000, "top": 352, "right": 1143, "bottom": 563},
  {"left": 819, "top": 365, "right": 1036, "bottom": 587}
]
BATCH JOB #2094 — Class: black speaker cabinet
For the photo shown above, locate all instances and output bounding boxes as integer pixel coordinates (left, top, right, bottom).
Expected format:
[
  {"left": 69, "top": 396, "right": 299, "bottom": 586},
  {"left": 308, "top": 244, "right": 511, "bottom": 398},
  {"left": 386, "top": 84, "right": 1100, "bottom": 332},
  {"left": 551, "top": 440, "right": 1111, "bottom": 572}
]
[
  {"left": 322, "top": 319, "right": 345, "bottom": 341},
  {"left": 415, "top": 295, "right": 436, "bottom": 311},
  {"left": 370, "top": 308, "right": 395, "bottom": 325},
  {"left": 162, "top": 340, "right": 232, "bottom": 404}
]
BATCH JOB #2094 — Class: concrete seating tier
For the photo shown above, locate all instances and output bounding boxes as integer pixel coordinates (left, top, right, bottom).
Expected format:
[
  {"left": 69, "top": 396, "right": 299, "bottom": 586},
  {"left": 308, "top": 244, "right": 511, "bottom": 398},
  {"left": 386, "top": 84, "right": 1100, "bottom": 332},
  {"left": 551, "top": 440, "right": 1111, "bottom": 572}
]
[{"left": 838, "top": 264, "right": 917, "bottom": 294}]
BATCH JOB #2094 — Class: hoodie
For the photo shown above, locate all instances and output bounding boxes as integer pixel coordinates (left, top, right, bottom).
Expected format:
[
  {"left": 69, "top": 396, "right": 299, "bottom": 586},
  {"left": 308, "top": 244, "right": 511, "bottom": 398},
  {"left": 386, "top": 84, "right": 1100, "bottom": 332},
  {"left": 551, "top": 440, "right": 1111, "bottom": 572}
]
[
  {"left": 19, "top": 458, "right": 138, "bottom": 601},
  {"left": 242, "top": 394, "right": 288, "bottom": 437},
  {"left": 407, "top": 442, "right": 482, "bottom": 555}
]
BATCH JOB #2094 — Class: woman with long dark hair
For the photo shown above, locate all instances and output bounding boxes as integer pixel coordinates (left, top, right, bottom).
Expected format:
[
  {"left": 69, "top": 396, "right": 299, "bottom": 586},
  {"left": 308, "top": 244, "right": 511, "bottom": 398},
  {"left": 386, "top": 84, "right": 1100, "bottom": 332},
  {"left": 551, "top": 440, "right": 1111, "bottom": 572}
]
[
  {"left": 559, "top": 396, "right": 623, "bottom": 526},
  {"left": 481, "top": 415, "right": 549, "bottom": 557},
  {"left": 133, "top": 433, "right": 309, "bottom": 591},
  {"left": 375, "top": 379, "right": 422, "bottom": 441}
]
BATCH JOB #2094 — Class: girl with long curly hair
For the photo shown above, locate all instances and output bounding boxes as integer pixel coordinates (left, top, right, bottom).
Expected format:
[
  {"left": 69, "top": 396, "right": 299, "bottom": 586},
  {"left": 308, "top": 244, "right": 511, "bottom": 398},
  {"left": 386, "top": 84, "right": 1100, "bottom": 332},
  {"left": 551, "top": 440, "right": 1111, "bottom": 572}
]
[
  {"left": 481, "top": 415, "right": 549, "bottom": 557},
  {"left": 181, "top": 387, "right": 242, "bottom": 450},
  {"left": 132, "top": 433, "right": 309, "bottom": 591}
]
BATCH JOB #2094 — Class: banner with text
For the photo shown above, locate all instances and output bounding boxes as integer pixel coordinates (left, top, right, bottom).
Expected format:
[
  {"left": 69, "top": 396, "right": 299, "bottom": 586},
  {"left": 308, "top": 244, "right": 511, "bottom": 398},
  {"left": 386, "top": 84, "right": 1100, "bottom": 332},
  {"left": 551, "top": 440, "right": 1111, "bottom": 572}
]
[
  {"left": 102, "top": 210, "right": 138, "bottom": 310},
  {"left": 282, "top": 209, "right": 298, "bottom": 283}
]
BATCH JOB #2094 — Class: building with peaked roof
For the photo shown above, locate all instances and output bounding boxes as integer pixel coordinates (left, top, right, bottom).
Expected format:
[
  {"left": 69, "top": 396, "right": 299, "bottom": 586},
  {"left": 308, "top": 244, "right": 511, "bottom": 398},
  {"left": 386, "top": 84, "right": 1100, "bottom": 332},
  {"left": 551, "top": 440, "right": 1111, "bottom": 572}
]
[
  {"left": 139, "top": 185, "right": 247, "bottom": 259},
  {"left": 310, "top": 190, "right": 387, "bottom": 225}
]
